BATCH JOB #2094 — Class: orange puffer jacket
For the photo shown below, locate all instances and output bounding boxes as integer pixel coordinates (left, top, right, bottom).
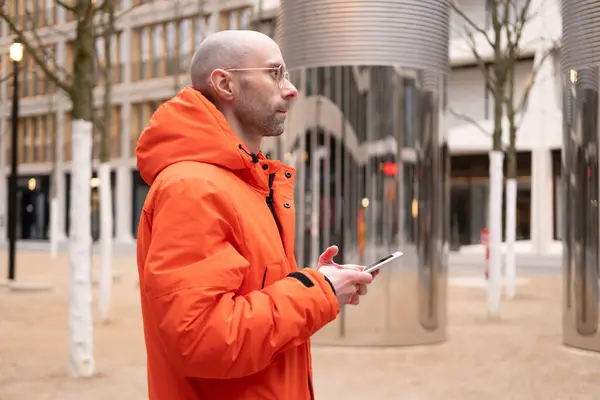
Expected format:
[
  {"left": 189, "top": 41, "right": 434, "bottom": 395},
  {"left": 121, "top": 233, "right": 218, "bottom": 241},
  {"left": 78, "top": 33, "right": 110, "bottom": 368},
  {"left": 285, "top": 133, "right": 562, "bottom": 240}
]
[{"left": 135, "top": 86, "right": 339, "bottom": 400}]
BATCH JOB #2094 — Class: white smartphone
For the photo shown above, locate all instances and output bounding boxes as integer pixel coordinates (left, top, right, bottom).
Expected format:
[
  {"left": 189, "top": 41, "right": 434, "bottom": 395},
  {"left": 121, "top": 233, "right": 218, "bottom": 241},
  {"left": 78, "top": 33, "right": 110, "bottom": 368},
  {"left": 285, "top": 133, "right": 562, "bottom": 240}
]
[{"left": 364, "top": 251, "right": 403, "bottom": 274}]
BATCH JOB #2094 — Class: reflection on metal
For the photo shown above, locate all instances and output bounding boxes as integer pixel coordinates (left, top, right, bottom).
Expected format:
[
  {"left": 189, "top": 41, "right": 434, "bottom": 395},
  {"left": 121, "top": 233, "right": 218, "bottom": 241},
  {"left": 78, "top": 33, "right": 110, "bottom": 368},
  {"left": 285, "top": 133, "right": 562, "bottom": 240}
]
[
  {"left": 276, "top": 66, "right": 448, "bottom": 346},
  {"left": 276, "top": 0, "right": 450, "bottom": 347},
  {"left": 561, "top": 0, "right": 600, "bottom": 72},
  {"left": 561, "top": 0, "right": 600, "bottom": 352},
  {"left": 562, "top": 65, "right": 600, "bottom": 352},
  {"left": 276, "top": 0, "right": 450, "bottom": 73}
]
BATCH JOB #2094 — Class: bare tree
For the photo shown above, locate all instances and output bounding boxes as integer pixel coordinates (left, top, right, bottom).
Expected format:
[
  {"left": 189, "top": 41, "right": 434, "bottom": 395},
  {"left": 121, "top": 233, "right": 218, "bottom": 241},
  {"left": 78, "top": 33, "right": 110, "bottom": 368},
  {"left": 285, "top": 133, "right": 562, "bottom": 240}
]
[
  {"left": 1, "top": 0, "right": 99, "bottom": 377},
  {"left": 450, "top": 0, "right": 554, "bottom": 313},
  {"left": 1, "top": 0, "right": 145, "bottom": 377},
  {"left": 502, "top": 1, "right": 558, "bottom": 299}
]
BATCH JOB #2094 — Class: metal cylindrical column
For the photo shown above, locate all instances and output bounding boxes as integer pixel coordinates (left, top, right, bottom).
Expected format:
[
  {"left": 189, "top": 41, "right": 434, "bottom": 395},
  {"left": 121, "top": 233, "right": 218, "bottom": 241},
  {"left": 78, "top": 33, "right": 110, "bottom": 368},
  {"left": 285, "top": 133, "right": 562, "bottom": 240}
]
[
  {"left": 561, "top": 0, "right": 600, "bottom": 353},
  {"left": 279, "top": 0, "right": 450, "bottom": 346}
]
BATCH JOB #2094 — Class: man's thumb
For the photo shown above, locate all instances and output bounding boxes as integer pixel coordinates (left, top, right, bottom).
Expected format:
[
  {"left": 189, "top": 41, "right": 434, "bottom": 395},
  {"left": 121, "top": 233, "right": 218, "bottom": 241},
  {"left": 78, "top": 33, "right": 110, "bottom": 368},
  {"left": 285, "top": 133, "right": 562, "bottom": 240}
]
[{"left": 319, "top": 245, "right": 339, "bottom": 264}]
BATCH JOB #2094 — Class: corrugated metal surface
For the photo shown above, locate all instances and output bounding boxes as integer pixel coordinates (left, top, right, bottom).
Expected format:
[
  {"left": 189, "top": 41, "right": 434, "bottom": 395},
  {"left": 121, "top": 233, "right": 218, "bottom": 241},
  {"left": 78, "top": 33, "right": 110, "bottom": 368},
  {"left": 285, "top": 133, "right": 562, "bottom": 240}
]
[
  {"left": 276, "top": 0, "right": 450, "bottom": 73},
  {"left": 561, "top": 0, "right": 600, "bottom": 72}
]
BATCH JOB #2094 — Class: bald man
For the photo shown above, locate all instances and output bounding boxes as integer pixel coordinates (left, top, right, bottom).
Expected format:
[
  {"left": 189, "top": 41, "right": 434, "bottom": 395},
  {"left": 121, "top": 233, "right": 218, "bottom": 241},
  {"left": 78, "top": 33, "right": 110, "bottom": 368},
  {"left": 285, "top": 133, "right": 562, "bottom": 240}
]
[{"left": 135, "top": 30, "right": 374, "bottom": 400}]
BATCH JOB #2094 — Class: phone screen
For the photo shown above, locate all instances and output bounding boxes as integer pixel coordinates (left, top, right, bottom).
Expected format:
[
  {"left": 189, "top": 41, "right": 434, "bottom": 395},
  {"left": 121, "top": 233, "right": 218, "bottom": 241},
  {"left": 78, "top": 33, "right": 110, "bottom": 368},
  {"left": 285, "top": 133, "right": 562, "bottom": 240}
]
[{"left": 368, "top": 254, "right": 395, "bottom": 268}]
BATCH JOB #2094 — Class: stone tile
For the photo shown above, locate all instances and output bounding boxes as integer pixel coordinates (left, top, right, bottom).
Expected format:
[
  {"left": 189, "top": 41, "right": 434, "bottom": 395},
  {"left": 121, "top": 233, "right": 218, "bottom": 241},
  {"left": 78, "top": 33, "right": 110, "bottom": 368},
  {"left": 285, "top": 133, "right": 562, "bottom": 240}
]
[{"left": 0, "top": 252, "right": 598, "bottom": 399}]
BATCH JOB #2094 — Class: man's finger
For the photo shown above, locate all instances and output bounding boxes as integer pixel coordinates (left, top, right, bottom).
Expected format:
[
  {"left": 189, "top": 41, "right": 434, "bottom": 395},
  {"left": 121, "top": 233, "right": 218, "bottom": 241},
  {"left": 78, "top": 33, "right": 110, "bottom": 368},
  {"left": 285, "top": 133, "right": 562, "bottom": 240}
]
[
  {"left": 340, "top": 264, "right": 364, "bottom": 271},
  {"left": 358, "top": 284, "right": 367, "bottom": 296},
  {"left": 347, "top": 270, "right": 374, "bottom": 284},
  {"left": 318, "top": 245, "right": 339, "bottom": 265}
]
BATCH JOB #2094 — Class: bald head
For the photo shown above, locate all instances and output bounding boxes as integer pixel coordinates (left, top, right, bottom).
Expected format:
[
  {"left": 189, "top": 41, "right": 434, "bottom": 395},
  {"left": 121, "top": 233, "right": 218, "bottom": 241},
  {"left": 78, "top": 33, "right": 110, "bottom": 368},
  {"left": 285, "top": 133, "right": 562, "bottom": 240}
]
[{"left": 190, "top": 30, "right": 278, "bottom": 93}]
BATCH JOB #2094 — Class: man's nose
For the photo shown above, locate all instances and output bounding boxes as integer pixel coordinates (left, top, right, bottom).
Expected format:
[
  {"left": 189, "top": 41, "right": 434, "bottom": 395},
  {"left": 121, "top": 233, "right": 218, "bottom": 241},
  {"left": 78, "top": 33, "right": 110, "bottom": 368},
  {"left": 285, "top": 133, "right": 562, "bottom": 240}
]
[{"left": 281, "top": 80, "right": 299, "bottom": 100}]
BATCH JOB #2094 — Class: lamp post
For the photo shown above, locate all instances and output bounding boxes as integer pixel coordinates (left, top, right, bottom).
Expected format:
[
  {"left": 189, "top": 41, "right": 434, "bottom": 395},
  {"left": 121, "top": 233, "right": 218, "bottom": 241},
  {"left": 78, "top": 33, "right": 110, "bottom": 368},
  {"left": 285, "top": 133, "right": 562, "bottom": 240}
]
[{"left": 7, "top": 42, "right": 23, "bottom": 282}]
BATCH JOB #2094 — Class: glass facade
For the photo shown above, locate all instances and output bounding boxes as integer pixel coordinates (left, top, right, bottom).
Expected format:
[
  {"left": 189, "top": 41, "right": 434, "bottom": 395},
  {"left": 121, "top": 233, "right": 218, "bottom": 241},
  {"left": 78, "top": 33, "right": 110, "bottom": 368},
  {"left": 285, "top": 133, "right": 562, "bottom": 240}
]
[
  {"left": 64, "top": 170, "right": 116, "bottom": 241},
  {"left": 269, "top": 66, "right": 449, "bottom": 345},
  {"left": 449, "top": 153, "right": 533, "bottom": 247},
  {"left": 6, "top": 174, "right": 51, "bottom": 240},
  {"left": 132, "top": 170, "right": 149, "bottom": 238}
]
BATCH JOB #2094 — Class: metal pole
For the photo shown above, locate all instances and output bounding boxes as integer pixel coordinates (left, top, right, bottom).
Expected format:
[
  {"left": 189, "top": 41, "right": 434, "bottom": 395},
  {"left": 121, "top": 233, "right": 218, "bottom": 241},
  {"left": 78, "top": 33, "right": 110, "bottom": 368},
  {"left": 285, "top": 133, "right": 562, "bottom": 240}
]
[{"left": 7, "top": 59, "right": 19, "bottom": 281}]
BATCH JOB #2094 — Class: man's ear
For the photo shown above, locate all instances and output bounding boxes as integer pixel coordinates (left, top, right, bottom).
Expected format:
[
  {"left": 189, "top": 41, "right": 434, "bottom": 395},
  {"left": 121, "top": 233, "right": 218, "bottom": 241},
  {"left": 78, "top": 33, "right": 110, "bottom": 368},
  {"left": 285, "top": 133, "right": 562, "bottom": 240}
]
[{"left": 210, "top": 69, "right": 235, "bottom": 101}]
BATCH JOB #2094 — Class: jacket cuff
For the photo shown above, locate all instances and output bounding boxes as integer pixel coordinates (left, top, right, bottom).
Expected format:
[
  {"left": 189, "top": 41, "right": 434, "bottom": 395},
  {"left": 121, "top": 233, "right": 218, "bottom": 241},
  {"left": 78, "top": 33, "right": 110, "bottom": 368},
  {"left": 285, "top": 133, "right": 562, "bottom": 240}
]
[
  {"left": 287, "top": 269, "right": 339, "bottom": 316},
  {"left": 287, "top": 271, "right": 336, "bottom": 295}
]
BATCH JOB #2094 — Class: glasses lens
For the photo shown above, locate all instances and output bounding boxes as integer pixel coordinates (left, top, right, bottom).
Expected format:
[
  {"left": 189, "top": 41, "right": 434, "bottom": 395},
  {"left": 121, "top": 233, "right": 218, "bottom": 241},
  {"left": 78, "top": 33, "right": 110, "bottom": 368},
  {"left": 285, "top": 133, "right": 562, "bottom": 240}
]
[{"left": 279, "top": 69, "right": 290, "bottom": 88}]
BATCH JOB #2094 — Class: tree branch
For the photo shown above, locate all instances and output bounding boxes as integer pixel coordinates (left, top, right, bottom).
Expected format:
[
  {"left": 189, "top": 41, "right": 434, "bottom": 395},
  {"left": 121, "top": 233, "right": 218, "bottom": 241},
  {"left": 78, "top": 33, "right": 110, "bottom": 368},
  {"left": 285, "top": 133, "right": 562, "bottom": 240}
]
[
  {"left": 55, "top": 0, "right": 77, "bottom": 13},
  {"left": 0, "top": 10, "right": 71, "bottom": 95},
  {"left": 0, "top": 71, "right": 14, "bottom": 84},
  {"left": 505, "top": 0, "right": 533, "bottom": 57},
  {"left": 465, "top": 31, "right": 496, "bottom": 95},
  {"left": 21, "top": 7, "right": 73, "bottom": 81},
  {"left": 450, "top": 0, "right": 495, "bottom": 48},
  {"left": 513, "top": 46, "right": 558, "bottom": 128},
  {"left": 93, "top": 1, "right": 146, "bottom": 37},
  {"left": 449, "top": 108, "right": 509, "bottom": 150}
]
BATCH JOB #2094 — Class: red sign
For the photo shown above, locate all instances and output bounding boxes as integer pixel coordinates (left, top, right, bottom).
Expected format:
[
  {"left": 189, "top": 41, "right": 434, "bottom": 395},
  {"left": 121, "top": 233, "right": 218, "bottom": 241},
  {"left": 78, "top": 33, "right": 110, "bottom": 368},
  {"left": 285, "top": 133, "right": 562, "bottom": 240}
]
[
  {"left": 382, "top": 162, "right": 397, "bottom": 176},
  {"left": 480, "top": 228, "right": 489, "bottom": 246}
]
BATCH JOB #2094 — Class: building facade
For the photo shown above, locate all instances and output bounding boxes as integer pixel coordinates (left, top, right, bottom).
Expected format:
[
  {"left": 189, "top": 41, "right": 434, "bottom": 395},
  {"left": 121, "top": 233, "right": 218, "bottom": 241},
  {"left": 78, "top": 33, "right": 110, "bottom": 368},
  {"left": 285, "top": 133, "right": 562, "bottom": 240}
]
[
  {"left": 0, "top": 0, "right": 564, "bottom": 258},
  {"left": 447, "top": 0, "right": 562, "bottom": 255},
  {"left": 0, "top": 0, "right": 257, "bottom": 244}
]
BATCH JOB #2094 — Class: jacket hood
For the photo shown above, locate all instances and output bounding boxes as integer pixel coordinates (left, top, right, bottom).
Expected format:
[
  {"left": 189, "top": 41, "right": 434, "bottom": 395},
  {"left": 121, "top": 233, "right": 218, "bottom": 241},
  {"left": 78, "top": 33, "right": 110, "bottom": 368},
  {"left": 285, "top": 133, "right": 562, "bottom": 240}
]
[{"left": 136, "top": 86, "right": 263, "bottom": 186}]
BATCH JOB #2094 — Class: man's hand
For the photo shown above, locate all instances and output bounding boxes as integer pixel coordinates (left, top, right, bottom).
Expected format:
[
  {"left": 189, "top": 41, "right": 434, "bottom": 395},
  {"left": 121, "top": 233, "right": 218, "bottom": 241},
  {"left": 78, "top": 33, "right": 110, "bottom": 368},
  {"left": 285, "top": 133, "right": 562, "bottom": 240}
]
[
  {"left": 318, "top": 265, "right": 373, "bottom": 308},
  {"left": 316, "top": 245, "right": 379, "bottom": 307}
]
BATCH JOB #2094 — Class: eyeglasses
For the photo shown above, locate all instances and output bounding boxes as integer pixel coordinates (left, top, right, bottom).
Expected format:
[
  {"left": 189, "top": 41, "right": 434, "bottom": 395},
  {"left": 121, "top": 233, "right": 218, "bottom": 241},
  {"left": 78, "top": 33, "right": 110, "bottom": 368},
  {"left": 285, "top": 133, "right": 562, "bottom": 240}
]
[{"left": 224, "top": 64, "right": 290, "bottom": 89}]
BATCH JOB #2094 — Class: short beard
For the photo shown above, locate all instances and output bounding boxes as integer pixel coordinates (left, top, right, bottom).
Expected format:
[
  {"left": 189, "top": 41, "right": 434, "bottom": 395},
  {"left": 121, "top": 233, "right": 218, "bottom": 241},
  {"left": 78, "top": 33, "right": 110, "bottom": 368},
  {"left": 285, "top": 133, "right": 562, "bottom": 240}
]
[{"left": 234, "top": 81, "right": 284, "bottom": 138}]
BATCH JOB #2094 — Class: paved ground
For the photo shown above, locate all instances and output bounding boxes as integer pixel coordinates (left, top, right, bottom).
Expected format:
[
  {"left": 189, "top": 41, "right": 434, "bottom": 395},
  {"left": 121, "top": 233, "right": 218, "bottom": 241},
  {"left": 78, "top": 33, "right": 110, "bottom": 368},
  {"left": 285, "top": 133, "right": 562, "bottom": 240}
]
[{"left": 0, "top": 251, "right": 598, "bottom": 400}]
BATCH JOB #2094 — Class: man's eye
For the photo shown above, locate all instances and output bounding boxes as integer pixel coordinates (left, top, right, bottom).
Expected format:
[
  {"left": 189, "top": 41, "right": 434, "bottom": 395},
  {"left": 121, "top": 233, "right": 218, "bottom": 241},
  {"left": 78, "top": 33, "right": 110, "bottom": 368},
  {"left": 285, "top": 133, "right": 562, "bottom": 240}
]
[{"left": 271, "top": 68, "right": 281, "bottom": 79}]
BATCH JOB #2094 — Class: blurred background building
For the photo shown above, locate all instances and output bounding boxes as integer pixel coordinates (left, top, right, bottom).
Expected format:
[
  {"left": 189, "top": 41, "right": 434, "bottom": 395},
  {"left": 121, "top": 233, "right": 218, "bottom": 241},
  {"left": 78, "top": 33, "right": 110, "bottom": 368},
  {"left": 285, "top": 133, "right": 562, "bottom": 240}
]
[
  {"left": 0, "top": 0, "right": 562, "bottom": 258},
  {"left": 0, "top": 0, "right": 258, "bottom": 244}
]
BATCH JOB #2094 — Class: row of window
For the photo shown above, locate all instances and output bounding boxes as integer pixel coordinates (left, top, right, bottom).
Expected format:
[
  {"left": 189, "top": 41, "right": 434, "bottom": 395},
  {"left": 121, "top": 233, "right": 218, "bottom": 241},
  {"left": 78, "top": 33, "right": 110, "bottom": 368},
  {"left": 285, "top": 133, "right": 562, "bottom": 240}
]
[
  {"left": 5, "top": 105, "right": 122, "bottom": 165},
  {"left": 3, "top": 0, "right": 148, "bottom": 32},
  {"left": 130, "top": 99, "right": 167, "bottom": 157},
  {"left": 6, "top": 112, "right": 56, "bottom": 164},
  {"left": 131, "top": 8, "right": 251, "bottom": 81},
  {"left": 2, "top": 7, "right": 252, "bottom": 98}
]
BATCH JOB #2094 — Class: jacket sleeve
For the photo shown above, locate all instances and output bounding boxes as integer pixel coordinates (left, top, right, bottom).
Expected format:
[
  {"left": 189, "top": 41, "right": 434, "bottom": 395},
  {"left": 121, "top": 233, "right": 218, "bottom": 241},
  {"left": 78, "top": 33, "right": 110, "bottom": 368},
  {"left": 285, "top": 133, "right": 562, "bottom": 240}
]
[{"left": 142, "top": 178, "right": 339, "bottom": 379}]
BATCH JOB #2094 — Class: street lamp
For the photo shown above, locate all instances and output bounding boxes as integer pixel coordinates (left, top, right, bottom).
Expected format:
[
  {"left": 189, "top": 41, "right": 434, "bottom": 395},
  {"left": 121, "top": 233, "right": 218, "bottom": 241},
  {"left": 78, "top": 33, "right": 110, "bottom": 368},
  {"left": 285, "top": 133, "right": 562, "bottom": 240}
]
[{"left": 7, "top": 42, "right": 23, "bottom": 282}]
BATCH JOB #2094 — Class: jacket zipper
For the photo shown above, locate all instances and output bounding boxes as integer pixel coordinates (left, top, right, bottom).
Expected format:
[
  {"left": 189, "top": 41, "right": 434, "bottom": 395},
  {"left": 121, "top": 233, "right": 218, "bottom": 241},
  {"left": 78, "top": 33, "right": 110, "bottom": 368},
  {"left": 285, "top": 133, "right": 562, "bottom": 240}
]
[
  {"left": 267, "top": 172, "right": 312, "bottom": 399},
  {"left": 260, "top": 267, "right": 268, "bottom": 289},
  {"left": 266, "top": 173, "right": 282, "bottom": 232},
  {"left": 267, "top": 172, "right": 312, "bottom": 397}
]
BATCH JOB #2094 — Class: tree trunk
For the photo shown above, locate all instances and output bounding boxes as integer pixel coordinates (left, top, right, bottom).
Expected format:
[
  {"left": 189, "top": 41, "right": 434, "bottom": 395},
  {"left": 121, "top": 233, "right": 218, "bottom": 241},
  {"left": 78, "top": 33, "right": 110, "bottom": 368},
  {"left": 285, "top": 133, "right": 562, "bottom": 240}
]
[
  {"left": 505, "top": 41, "right": 518, "bottom": 300},
  {"left": 488, "top": 32, "right": 505, "bottom": 316},
  {"left": 505, "top": 113, "right": 517, "bottom": 299},
  {"left": 49, "top": 94, "right": 60, "bottom": 259},
  {"left": 98, "top": 2, "right": 115, "bottom": 324},
  {"left": 68, "top": 0, "right": 96, "bottom": 378}
]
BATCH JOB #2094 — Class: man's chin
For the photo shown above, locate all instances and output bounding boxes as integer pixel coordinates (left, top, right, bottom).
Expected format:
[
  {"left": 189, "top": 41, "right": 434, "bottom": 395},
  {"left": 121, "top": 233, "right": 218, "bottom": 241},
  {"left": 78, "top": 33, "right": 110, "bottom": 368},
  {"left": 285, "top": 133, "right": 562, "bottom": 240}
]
[{"left": 263, "top": 130, "right": 285, "bottom": 138}]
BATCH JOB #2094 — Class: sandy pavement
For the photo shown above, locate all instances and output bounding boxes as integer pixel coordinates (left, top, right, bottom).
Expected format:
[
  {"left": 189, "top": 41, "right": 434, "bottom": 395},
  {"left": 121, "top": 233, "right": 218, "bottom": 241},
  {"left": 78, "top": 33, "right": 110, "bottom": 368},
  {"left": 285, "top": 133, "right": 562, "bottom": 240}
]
[{"left": 0, "top": 251, "right": 599, "bottom": 399}]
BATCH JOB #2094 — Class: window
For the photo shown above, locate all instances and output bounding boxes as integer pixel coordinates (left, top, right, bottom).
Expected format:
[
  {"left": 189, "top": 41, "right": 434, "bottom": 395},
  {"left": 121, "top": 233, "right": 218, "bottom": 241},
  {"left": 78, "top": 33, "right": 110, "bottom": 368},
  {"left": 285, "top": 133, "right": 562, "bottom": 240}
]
[
  {"left": 92, "top": 106, "right": 122, "bottom": 160},
  {"left": 152, "top": 24, "right": 164, "bottom": 77},
  {"left": 166, "top": 22, "right": 177, "bottom": 74},
  {"left": 194, "top": 16, "right": 206, "bottom": 49},
  {"left": 12, "top": 113, "right": 56, "bottom": 164},
  {"left": 221, "top": 8, "right": 253, "bottom": 30},
  {"left": 139, "top": 27, "right": 150, "bottom": 80},
  {"left": 180, "top": 18, "right": 192, "bottom": 70},
  {"left": 134, "top": 17, "right": 200, "bottom": 81},
  {"left": 130, "top": 100, "right": 167, "bottom": 156}
]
